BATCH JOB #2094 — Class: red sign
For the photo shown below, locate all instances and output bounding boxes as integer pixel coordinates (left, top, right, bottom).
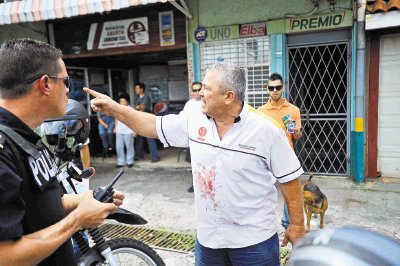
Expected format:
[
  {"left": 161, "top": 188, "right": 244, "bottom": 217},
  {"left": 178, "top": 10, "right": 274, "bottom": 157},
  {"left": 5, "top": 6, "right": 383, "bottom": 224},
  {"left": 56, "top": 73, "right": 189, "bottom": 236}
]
[{"left": 239, "top": 22, "right": 266, "bottom": 38}]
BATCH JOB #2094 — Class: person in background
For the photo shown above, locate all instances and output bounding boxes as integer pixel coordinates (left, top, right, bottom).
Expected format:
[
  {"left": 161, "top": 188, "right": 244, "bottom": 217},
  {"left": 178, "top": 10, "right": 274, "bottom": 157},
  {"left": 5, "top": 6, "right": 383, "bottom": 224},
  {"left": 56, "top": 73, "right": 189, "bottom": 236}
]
[
  {"left": 183, "top": 81, "right": 203, "bottom": 193},
  {"left": 0, "top": 38, "right": 124, "bottom": 265},
  {"left": 134, "top": 82, "right": 160, "bottom": 163},
  {"left": 97, "top": 92, "right": 115, "bottom": 157},
  {"left": 84, "top": 62, "right": 305, "bottom": 266},
  {"left": 114, "top": 93, "right": 135, "bottom": 168},
  {"left": 258, "top": 72, "right": 302, "bottom": 231}
]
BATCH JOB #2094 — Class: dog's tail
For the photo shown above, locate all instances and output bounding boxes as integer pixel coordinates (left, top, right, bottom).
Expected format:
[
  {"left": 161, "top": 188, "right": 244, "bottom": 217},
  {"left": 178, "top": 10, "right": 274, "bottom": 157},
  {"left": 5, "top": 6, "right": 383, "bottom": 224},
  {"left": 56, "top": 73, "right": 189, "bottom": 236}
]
[{"left": 307, "top": 173, "right": 314, "bottom": 182}]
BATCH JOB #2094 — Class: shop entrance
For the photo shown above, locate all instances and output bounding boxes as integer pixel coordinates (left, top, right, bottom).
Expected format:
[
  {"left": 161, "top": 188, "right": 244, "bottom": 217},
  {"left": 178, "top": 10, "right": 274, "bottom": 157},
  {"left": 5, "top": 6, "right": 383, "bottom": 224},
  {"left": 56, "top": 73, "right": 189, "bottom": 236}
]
[{"left": 287, "top": 31, "right": 351, "bottom": 175}]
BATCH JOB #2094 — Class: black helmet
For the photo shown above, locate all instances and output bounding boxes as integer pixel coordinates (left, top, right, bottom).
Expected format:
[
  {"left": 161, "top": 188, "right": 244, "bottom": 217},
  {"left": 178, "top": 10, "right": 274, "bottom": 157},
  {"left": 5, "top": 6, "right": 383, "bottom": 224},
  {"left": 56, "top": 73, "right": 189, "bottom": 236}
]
[
  {"left": 42, "top": 99, "right": 90, "bottom": 145},
  {"left": 289, "top": 227, "right": 400, "bottom": 266}
]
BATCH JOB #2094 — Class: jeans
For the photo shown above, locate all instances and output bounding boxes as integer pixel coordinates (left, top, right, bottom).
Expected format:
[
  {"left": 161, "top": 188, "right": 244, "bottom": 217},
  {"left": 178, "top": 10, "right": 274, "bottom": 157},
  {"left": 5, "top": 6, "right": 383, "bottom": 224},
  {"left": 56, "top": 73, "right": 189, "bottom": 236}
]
[
  {"left": 195, "top": 233, "right": 280, "bottom": 266},
  {"left": 116, "top": 133, "right": 134, "bottom": 165},
  {"left": 281, "top": 203, "right": 290, "bottom": 230},
  {"left": 98, "top": 123, "right": 114, "bottom": 149},
  {"left": 136, "top": 135, "right": 160, "bottom": 161}
]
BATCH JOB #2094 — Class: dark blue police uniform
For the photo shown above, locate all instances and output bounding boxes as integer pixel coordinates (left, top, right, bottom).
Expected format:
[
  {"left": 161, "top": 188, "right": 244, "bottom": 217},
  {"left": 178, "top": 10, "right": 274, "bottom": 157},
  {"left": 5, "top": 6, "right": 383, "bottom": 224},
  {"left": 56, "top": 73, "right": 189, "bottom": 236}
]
[{"left": 0, "top": 107, "right": 75, "bottom": 265}]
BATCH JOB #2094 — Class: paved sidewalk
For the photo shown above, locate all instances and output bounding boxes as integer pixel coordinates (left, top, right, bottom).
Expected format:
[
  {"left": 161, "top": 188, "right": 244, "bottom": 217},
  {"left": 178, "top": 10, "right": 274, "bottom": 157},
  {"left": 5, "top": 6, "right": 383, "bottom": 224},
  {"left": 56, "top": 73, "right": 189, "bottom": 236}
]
[{"left": 90, "top": 147, "right": 400, "bottom": 265}]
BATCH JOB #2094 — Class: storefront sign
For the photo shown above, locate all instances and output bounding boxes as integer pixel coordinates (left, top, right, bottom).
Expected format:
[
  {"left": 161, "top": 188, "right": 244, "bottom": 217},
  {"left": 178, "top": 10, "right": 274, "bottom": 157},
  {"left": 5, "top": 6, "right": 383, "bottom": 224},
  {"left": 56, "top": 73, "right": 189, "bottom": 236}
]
[
  {"left": 206, "top": 25, "right": 239, "bottom": 42},
  {"left": 239, "top": 22, "right": 266, "bottom": 38},
  {"left": 194, "top": 27, "right": 207, "bottom": 42},
  {"left": 88, "top": 17, "right": 149, "bottom": 50},
  {"left": 159, "top": 11, "right": 175, "bottom": 46},
  {"left": 287, "top": 12, "right": 352, "bottom": 33}
]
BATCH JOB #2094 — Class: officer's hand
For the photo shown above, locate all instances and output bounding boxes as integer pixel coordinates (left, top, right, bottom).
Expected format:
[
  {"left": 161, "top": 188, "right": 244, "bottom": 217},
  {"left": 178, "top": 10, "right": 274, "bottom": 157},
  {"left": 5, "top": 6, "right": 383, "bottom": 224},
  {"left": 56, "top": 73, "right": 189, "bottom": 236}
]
[
  {"left": 112, "top": 189, "right": 125, "bottom": 207},
  {"left": 74, "top": 190, "right": 117, "bottom": 228}
]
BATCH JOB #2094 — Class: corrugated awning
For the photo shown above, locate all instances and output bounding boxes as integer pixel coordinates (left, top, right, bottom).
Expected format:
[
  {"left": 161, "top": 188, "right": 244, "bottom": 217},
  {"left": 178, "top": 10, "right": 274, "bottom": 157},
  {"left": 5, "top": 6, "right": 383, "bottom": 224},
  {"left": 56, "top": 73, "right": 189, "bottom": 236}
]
[{"left": 0, "top": 0, "right": 182, "bottom": 26}]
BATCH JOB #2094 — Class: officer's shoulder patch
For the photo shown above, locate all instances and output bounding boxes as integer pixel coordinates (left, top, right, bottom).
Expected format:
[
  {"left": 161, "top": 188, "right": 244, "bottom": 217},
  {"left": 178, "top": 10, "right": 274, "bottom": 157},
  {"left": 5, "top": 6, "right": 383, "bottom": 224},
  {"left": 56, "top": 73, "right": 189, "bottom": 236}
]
[{"left": 0, "top": 133, "right": 5, "bottom": 149}]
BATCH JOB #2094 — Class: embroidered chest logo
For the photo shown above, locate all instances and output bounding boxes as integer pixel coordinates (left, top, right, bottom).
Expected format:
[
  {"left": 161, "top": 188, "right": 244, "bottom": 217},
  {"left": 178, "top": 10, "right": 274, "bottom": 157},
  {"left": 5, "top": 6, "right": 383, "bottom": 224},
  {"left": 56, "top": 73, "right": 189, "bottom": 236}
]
[
  {"left": 197, "top": 127, "right": 207, "bottom": 142},
  {"left": 238, "top": 144, "right": 256, "bottom": 151}
]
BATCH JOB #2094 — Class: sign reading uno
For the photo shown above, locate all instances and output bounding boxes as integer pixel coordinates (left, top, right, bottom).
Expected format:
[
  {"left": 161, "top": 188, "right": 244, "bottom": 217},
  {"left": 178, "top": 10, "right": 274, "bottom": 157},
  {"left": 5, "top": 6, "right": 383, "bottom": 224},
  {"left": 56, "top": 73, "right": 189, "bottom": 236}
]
[
  {"left": 196, "top": 22, "right": 266, "bottom": 43},
  {"left": 288, "top": 12, "right": 349, "bottom": 32}
]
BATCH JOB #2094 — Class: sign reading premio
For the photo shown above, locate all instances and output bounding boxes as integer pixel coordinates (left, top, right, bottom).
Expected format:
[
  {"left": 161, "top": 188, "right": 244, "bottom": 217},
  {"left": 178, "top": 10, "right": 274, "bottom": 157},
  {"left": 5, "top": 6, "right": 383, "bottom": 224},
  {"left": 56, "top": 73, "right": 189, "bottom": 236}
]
[
  {"left": 287, "top": 12, "right": 352, "bottom": 33},
  {"left": 87, "top": 17, "right": 149, "bottom": 50}
]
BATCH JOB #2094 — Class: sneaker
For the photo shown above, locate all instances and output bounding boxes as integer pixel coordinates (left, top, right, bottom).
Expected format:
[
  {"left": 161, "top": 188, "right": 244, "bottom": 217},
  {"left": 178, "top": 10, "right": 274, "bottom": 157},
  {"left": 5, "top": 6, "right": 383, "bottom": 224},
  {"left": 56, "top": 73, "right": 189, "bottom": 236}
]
[
  {"left": 187, "top": 186, "right": 194, "bottom": 193},
  {"left": 127, "top": 164, "right": 134, "bottom": 168},
  {"left": 151, "top": 158, "right": 160, "bottom": 163}
]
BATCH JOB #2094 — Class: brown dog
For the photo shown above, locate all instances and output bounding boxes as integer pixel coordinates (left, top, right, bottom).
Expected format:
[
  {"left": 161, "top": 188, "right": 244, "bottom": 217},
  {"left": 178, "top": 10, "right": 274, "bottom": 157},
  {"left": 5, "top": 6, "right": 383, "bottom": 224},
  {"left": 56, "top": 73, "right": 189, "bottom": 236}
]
[{"left": 303, "top": 174, "right": 328, "bottom": 232}]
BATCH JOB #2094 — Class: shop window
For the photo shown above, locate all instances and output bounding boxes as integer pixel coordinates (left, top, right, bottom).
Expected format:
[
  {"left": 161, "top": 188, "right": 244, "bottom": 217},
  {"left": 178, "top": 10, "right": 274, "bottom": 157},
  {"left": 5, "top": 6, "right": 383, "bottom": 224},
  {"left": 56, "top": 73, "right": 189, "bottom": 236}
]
[
  {"left": 68, "top": 68, "right": 88, "bottom": 111},
  {"left": 200, "top": 36, "right": 270, "bottom": 108}
]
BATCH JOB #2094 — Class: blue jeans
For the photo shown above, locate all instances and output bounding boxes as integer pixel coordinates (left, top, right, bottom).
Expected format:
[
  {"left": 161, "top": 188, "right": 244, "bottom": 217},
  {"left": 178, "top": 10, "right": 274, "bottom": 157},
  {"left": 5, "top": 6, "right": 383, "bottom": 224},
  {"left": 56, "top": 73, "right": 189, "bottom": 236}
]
[
  {"left": 116, "top": 133, "right": 134, "bottom": 165},
  {"left": 281, "top": 203, "right": 290, "bottom": 230},
  {"left": 195, "top": 233, "right": 280, "bottom": 266},
  {"left": 136, "top": 135, "right": 160, "bottom": 161},
  {"left": 98, "top": 123, "right": 114, "bottom": 149}
]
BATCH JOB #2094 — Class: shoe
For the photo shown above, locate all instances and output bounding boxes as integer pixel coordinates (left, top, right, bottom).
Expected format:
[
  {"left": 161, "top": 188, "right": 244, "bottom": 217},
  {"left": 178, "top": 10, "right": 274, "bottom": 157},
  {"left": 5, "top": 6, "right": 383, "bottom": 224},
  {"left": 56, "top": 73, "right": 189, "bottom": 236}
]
[
  {"left": 151, "top": 159, "right": 160, "bottom": 163},
  {"left": 115, "top": 165, "right": 124, "bottom": 168},
  {"left": 187, "top": 186, "right": 194, "bottom": 193},
  {"left": 127, "top": 164, "right": 134, "bottom": 168},
  {"left": 135, "top": 156, "right": 143, "bottom": 161}
]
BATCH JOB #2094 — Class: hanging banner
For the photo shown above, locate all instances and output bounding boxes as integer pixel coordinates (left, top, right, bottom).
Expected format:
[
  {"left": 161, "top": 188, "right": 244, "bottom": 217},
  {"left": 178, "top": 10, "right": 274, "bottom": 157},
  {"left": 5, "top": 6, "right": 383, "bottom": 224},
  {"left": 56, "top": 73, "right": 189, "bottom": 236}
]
[
  {"left": 159, "top": 11, "right": 175, "bottom": 46},
  {"left": 88, "top": 17, "right": 149, "bottom": 50}
]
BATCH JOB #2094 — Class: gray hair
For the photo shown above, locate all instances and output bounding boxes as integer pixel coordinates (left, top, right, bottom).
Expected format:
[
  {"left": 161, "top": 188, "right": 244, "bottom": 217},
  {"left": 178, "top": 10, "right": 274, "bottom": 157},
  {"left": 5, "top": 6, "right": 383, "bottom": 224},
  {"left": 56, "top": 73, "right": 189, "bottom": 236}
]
[
  {"left": 0, "top": 38, "right": 63, "bottom": 99},
  {"left": 205, "top": 62, "right": 246, "bottom": 101}
]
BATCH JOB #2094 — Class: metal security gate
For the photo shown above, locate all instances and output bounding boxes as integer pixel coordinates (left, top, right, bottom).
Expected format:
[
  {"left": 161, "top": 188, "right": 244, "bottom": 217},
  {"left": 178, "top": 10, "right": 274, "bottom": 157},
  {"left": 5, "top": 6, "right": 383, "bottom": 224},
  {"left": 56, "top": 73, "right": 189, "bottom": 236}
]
[
  {"left": 200, "top": 36, "right": 270, "bottom": 108},
  {"left": 287, "top": 32, "right": 350, "bottom": 175}
]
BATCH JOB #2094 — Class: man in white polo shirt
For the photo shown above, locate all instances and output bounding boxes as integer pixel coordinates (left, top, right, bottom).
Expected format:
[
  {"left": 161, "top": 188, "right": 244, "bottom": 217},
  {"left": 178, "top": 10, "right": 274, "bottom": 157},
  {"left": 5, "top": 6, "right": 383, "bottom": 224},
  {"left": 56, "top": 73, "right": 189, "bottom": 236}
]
[{"left": 84, "top": 62, "right": 305, "bottom": 266}]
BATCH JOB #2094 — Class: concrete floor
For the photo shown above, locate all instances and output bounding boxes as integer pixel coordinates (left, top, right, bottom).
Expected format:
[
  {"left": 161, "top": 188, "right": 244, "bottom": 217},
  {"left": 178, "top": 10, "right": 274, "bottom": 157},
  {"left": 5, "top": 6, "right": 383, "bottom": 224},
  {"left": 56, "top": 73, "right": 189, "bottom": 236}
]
[{"left": 89, "top": 147, "right": 400, "bottom": 266}]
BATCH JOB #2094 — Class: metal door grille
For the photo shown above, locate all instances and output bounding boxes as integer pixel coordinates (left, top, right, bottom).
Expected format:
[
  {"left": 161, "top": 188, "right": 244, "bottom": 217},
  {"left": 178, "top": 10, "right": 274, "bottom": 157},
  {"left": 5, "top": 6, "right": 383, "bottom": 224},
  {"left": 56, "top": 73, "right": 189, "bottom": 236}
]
[
  {"left": 288, "top": 43, "right": 349, "bottom": 175},
  {"left": 200, "top": 37, "right": 270, "bottom": 108}
]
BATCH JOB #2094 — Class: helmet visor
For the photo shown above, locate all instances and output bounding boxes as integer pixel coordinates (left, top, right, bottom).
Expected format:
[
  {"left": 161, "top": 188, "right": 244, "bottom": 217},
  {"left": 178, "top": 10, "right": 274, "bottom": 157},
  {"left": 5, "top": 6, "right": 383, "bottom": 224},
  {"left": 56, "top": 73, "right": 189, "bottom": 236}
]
[{"left": 41, "top": 119, "right": 83, "bottom": 136}]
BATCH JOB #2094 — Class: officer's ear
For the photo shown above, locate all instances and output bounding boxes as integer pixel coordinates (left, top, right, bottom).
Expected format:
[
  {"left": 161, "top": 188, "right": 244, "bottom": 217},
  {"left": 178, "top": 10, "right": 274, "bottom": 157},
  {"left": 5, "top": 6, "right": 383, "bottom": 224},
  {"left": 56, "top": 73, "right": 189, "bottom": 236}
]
[{"left": 38, "top": 75, "right": 51, "bottom": 95}]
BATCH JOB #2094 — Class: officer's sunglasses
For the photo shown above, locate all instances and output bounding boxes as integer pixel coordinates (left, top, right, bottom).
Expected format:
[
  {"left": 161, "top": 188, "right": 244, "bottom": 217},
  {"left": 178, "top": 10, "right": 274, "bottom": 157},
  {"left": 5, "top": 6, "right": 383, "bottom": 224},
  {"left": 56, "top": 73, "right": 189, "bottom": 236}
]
[
  {"left": 192, "top": 89, "right": 201, "bottom": 93},
  {"left": 267, "top": 85, "right": 283, "bottom": 92},
  {"left": 27, "top": 74, "right": 71, "bottom": 89}
]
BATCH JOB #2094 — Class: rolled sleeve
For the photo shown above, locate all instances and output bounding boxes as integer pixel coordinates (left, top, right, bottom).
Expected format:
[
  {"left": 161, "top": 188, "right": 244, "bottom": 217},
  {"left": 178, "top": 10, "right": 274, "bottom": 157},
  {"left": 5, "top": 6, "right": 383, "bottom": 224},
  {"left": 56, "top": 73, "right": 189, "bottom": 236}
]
[
  {"left": 156, "top": 112, "right": 189, "bottom": 148},
  {"left": 269, "top": 133, "right": 303, "bottom": 183}
]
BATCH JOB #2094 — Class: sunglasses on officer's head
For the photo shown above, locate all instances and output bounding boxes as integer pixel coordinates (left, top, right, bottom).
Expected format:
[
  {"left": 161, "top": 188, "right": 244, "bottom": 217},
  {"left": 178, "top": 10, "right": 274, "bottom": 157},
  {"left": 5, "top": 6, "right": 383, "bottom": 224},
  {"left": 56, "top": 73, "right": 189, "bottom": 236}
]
[{"left": 267, "top": 85, "right": 283, "bottom": 92}]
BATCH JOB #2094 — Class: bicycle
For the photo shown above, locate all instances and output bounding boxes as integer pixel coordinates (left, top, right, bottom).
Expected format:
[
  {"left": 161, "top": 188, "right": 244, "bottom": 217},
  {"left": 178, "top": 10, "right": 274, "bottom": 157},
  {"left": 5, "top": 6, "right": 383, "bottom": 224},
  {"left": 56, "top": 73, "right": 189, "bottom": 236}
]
[{"left": 42, "top": 99, "right": 166, "bottom": 266}]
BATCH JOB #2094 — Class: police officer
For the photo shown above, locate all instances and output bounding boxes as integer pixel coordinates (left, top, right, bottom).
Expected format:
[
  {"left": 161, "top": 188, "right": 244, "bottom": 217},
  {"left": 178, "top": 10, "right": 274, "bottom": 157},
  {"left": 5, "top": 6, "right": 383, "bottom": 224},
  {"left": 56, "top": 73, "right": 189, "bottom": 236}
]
[{"left": 0, "top": 39, "right": 125, "bottom": 265}]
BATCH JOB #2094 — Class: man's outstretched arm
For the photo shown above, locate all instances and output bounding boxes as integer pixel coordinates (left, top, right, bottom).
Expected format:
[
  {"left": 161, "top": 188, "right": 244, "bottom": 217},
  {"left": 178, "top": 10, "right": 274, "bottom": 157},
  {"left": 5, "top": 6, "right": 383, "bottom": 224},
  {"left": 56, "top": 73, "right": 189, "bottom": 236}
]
[{"left": 84, "top": 87, "right": 158, "bottom": 138}]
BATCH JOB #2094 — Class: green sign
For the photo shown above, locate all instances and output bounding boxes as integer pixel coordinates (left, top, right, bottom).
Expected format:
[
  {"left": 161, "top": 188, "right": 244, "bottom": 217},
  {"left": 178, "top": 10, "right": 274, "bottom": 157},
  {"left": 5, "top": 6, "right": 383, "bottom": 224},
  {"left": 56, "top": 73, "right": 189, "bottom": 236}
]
[
  {"left": 267, "top": 11, "right": 353, "bottom": 35},
  {"left": 205, "top": 25, "right": 239, "bottom": 42}
]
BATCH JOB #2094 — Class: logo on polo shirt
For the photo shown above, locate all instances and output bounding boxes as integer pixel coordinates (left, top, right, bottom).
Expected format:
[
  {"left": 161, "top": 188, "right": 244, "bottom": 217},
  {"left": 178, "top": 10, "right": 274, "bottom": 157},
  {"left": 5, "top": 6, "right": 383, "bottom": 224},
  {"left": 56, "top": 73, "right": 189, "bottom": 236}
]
[
  {"left": 197, "top": 127, "right": 207, "bottom": 142},
  {"left": 238, "top": 144, "right": 256, "bottom": 151}
]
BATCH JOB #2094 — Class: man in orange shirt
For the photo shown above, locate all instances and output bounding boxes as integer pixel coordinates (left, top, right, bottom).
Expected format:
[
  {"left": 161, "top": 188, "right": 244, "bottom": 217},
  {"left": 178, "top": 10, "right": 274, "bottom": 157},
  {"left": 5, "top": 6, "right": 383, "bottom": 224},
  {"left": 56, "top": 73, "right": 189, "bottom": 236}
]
[
  {"left": 258, "top": 72, "right": 302, "bottom": 230},
  {"left": 258, "top": 73, "right": 302, "bottom": 149}
]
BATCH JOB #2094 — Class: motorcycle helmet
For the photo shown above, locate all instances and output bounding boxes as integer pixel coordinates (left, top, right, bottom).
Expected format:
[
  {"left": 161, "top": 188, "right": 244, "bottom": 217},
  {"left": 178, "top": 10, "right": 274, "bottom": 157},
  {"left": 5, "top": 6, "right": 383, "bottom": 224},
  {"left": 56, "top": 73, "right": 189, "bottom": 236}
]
[
  {"left": 289, "top": 227, "right": 400, "bottom": 266},
  {"left": 42, "top": 99, "right": 90, "bottom": 145}
]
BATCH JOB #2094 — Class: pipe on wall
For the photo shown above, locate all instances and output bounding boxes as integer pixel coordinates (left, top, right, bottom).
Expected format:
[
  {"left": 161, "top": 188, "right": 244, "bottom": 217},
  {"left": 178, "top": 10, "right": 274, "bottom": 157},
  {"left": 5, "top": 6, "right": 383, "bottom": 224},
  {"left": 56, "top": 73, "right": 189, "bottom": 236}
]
[{"left": 355, "top": 0, "right": 366, "bottom": 182}]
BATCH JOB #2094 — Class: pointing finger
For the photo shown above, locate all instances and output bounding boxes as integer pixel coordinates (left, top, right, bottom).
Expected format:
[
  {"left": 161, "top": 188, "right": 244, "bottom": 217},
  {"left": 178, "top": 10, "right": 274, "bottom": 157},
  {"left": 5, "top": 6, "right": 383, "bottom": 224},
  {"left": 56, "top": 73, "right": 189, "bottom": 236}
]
[{"left": 83, "top": 87, "right": 102, "bottom": 98}]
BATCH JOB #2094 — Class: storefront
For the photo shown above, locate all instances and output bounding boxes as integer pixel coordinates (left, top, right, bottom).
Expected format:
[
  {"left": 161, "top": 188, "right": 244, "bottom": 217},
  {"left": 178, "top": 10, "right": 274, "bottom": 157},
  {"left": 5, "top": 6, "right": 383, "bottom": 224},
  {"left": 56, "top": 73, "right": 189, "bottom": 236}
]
[
  {"left": 0, "top": 0, "right": 191, "bottom": 155},
  {"left": 187, "top": 0, "right": 355, "bottom": 176},
  {"left": 366, "top": 1, "right": 400, "bottom": 178}
]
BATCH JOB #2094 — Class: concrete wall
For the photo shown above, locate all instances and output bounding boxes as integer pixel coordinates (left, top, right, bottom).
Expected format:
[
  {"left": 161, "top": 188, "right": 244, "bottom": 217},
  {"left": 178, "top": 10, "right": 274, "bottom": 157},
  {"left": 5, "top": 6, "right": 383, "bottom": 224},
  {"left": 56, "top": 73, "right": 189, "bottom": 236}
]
[{"left": 187, "top": 0, "right": 353, "bottom": 42}]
